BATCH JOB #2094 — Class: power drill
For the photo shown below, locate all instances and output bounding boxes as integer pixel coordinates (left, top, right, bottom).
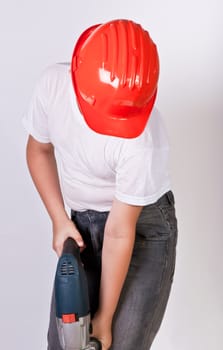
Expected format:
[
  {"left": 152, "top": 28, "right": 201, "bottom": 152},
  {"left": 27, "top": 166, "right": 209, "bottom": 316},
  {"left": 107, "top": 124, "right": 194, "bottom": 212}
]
[{"left": 54, "top": 237, "right": 102, "bottom": 350}]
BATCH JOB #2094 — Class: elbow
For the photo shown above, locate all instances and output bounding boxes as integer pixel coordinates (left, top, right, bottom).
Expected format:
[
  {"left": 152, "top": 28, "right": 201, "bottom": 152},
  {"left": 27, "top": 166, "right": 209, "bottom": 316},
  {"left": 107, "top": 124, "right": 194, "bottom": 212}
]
[{"left": 104, "top": 224, "right": 135, "bottom": 241}]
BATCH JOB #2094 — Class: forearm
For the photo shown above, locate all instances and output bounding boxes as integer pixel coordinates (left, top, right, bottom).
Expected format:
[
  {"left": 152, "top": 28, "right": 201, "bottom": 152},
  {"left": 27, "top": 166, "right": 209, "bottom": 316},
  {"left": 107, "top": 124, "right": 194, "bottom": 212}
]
[
  {"left": 96, "top": 199, "right": 142, "bottom": 324},
  {"left": 98, "top": 232, "right": 135, "bottom": 321},
  {"left": 26, "top": 140, "right": 68, "bottom": 223}
]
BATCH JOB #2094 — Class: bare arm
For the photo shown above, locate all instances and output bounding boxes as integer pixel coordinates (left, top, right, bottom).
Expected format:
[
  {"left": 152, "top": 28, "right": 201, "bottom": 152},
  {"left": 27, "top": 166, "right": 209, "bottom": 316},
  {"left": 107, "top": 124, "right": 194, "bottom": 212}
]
[
  {"left": 92, "top": 198, "right": 142, "bottom": 348},
  {"left": 26, "top": 135, "right": 84, "bottom": 255},
  {"left": 100, "top": 199, "right": 142, "bottom": 318}
]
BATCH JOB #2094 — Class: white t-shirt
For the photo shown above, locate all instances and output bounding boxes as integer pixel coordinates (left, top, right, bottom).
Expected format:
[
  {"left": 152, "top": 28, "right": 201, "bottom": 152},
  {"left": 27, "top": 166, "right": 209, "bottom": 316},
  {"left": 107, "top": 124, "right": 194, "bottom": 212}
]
[{"left": 22, "top": 63, "right": 171, "bottom": 211}]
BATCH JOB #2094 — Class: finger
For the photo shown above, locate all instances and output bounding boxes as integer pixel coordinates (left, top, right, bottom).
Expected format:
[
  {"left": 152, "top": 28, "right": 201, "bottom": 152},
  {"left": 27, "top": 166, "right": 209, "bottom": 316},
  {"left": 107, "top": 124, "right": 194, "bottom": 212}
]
[
  {"left": 80, "top": 245, "right": 86, "bottom": 253},
  {"left": 70, "top": 230, "right": 85, "bottom": 248}
]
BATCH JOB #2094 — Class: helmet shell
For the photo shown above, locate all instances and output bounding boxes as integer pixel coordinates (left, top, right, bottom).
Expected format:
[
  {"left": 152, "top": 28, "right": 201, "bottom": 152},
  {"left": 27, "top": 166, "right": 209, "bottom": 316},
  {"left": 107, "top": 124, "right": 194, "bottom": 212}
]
[{"left": 71, "top": 19, "right": 159, "bottom": 138}]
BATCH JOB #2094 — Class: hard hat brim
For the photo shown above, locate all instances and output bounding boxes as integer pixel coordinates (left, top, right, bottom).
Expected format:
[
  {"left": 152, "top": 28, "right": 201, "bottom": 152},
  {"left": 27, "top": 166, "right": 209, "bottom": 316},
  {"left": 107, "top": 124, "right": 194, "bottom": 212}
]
[{"left": 77, "top": 89, "right": 157, "bottom": 138}]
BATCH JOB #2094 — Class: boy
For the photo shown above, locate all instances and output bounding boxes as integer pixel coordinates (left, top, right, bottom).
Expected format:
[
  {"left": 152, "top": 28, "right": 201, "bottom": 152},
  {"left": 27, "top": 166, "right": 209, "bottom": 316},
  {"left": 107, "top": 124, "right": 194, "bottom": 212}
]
[{"left": 23, "top": 19, "right": 178, "bottom": 350}]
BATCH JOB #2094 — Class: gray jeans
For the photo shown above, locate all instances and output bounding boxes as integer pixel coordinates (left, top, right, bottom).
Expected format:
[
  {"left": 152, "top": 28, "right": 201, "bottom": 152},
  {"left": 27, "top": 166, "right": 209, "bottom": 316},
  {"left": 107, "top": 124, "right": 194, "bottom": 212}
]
[{"left": 47, "top": 191, "right": 178, "bottom": 349}]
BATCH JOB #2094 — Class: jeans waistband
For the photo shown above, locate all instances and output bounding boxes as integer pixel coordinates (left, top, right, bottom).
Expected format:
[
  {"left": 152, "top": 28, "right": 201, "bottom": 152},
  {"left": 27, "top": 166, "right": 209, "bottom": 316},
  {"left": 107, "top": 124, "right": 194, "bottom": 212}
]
[
  {"left": 71, "top": 191, "right": 175, "bottom": 219},
  {"left": 156, "top": 190, "right": 175, "bottom": 206}
]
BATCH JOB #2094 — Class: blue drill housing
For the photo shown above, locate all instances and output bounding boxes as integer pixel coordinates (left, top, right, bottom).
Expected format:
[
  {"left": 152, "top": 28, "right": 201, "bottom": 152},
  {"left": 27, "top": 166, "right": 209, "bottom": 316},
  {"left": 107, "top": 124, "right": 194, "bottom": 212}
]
[{"left": 55, "top": 244, "right": 90, "bottom": 319}]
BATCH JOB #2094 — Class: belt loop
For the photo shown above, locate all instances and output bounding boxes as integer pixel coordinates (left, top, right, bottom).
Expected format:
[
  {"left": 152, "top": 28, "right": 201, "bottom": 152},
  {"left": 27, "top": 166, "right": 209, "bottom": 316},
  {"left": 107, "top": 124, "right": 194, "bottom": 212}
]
[
  {"left": 71, "top": 209, "right": 76, "bottom": 220},
  {"left": 166, "top": 191, "right": 174, "bottom": 205}
]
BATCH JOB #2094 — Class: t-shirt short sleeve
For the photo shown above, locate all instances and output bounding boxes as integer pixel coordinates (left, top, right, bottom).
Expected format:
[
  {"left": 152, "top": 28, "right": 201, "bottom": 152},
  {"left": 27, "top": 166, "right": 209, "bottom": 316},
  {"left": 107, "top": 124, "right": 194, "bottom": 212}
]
[
  {"left": 115, "top": 146, "right": 170, "bottom": 206},
  {"left": 22, "top": 70, "right": 50, "bottom": 143},
  {"left": 114, "top": 110, "right": 171, "bottom": 206}
]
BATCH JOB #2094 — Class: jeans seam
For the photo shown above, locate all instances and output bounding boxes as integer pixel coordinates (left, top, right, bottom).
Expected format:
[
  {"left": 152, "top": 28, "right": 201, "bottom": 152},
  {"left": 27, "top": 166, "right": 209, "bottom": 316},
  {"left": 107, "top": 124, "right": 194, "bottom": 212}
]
[
  {"left": 158, "top": 240, "right": 169, "bottom": 294},
  {"left": 143, "top": 238, "right": 174, "bottom": 349},
  {"left": 157, "top": 203, "right": 173, "bottom": 234},
  {"left": 86, "top": 213, "right": 96, "bottom": 254}
]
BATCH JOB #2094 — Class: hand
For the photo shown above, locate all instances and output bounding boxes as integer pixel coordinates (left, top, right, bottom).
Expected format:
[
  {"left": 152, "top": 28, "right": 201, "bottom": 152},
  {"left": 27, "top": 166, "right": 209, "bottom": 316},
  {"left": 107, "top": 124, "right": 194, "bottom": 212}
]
[
  {"left": 91, "top": 312, "right": 112, "bottom": 350},
  {"left": 52, "top": 216, "right": 85, "bottom": 257}
]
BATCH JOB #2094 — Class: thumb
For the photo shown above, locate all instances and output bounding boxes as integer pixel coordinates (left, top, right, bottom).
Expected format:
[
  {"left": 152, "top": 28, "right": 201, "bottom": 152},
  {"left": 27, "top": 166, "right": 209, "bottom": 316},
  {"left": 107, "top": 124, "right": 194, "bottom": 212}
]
[{"left": 70, "top": 227, "right": 85, "bottom": 248}]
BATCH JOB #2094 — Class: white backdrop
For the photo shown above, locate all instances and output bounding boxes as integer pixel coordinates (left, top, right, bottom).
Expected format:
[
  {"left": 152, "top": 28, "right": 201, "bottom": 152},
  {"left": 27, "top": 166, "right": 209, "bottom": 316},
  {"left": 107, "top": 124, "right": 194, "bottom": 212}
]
[{"left": 0, "top": 1, "right": 222, "bottom": 349}]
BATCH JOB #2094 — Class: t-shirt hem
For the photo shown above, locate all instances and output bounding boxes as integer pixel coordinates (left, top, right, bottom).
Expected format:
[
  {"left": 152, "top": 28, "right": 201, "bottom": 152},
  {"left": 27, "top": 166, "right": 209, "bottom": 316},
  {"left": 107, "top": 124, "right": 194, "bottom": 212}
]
[{"left": 115, "top": 185, "right": 172, "bottom": 206}]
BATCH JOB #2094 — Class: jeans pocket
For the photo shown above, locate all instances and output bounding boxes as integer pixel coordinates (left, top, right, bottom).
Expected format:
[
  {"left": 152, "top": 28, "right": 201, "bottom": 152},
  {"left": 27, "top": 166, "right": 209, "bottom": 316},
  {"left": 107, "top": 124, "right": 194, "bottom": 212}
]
[
  {"left": 157, "top": 202, "right": 178, "bottom": 240},
  {"left": 136, "top": 209, "right": 171, "bottom": 245},
  {"left": 135, "top": 192, "right": 178, "bottom": 245}
]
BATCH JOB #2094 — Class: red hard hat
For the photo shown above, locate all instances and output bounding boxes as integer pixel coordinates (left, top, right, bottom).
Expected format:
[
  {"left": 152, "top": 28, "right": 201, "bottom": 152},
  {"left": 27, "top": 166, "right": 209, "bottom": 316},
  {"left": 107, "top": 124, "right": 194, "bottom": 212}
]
[{"left": 71, "top": 19, "right": 159, "bottom": 138}]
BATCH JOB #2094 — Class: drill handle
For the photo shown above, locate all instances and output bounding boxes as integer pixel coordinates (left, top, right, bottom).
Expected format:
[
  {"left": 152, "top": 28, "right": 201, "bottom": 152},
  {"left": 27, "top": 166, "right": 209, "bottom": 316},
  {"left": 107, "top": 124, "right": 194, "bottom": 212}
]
[{"left": 62, "top": 237, "right": 81, "bottom": 261}]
